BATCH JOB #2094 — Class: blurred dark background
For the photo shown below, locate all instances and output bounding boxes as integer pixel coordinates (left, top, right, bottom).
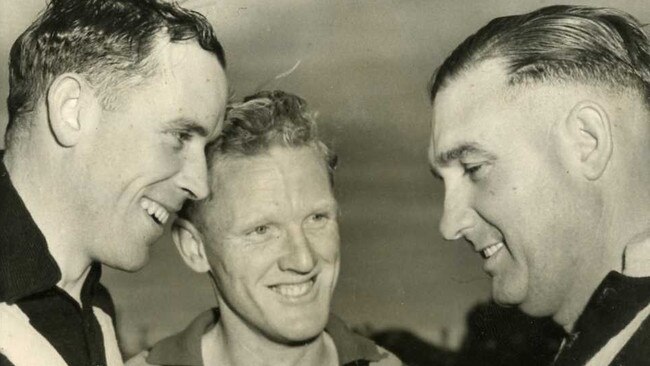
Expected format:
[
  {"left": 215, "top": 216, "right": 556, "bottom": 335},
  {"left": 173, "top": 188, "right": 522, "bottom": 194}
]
[
  {"left": 1, "top": 0, "right": 647, "bottom": 363},
  {"left": 366, "top": 302, "right": 565, "bottom": 366}
]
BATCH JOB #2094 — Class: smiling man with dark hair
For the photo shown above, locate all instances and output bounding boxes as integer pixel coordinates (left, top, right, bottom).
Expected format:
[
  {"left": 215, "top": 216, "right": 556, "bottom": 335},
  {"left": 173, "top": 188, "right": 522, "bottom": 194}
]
[
  {"left": 428, "top": 5, "right": 650, "bottom": 365},
  {"left": 0, "top": 1, "right": 228, "bottom": 365}
]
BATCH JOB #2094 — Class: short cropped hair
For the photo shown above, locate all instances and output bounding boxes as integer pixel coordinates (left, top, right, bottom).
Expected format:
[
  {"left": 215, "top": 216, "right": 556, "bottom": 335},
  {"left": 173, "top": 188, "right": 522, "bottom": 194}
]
[
  {"left": 180, "top": 90, "right": 338, "bottom": 227},
  {"left": 429, "top": 5, "right": 650, "bottom": 106},
  {"left": 7, "top": 0, "right": 225, "bottom": 139}
]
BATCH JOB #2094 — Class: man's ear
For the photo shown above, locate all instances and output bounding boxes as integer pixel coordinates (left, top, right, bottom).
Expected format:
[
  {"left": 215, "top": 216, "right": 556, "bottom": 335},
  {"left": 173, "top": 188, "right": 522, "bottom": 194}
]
[
  {"left": 47, "top": 73, "right": 88, "bottom": 147},
  {"left": 562, "top": 100, "right": 613, "bottom": 180},
  {"left": 172, "top": 218, "right": 211, "bottom": 273}
]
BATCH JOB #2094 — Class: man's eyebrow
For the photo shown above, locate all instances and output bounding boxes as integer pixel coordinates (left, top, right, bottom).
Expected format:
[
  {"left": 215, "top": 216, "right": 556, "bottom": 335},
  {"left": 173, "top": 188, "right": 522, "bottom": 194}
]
[
  {"left": 434, "top": 143, "right": 495, "bottom": 166},
  {"left": 166, "top": 118, "right": 209, "bottom": 137}
]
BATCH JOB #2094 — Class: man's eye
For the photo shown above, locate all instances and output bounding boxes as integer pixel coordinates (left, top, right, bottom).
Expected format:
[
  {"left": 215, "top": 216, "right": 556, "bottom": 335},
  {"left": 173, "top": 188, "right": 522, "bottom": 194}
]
[
  {"left": 464, "top": 164, "right": 482, "bottom": 175},
  {"left": 312, "top": 213, "right": 328, "bottom": 221},
  {"left": 430, "top": 168, "right": 443, "bottom": 182},
  {"left": 462, "top": 163, "right": 488, "bottom": 181},
  {"left": 305, "top": 213, "right": 330, "bottom": 228},
  {"left": 244, "top": 225, "right": 274, "bottom": 243},
  {"left": 252, "top": 225, "right": 268, "bottom": 235},
  {"left": 166, "top": 130, "right": 192, "bottom": 147},
  {"left": 172, "top": 130, "right": 192, "bottom": 142}
]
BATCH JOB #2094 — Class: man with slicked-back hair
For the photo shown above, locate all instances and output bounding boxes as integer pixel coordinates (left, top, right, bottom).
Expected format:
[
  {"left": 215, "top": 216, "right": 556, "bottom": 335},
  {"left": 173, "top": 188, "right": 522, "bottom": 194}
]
[
  {"left": 428, "top": 5, "right": 650, "bottom": 365},
  {"left": 0, "top": 1, "right": 228, "bottom": 365}
]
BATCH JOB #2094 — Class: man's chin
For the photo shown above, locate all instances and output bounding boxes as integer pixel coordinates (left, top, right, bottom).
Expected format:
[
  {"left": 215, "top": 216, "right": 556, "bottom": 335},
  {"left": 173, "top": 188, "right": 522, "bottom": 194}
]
[
  {"left": 491, "top": 287, "right": 526, "bottom": 310},
  {"left": 517, "top": 299, "right": 558, "bottom": 318},
  {"left": 103, "top": 253, "right": 150, "bottom": 272},
  {"left": 495, "top": 293, "right": 552, "bottom": 318},
  {"left": 273, "top": 327, "right": 325, "bottom": 346},
  {"left": 265, "top": 317, "right": 328, "bottom": 345}
]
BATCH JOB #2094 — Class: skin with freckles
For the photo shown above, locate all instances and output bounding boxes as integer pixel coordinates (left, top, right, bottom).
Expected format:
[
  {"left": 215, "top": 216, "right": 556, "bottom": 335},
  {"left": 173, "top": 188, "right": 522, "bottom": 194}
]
[
  {"left": 164, "top": 90, "right": 404, "bottom": 366},
  {"left": 191, "top": 145, "right": 340, "bottom": 345}
]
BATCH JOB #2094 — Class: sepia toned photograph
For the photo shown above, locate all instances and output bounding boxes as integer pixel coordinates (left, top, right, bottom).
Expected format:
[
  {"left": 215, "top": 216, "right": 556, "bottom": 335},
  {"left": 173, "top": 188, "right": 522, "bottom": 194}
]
[{"left": 1, "top": 0, "right": 649, "bottom": 365}]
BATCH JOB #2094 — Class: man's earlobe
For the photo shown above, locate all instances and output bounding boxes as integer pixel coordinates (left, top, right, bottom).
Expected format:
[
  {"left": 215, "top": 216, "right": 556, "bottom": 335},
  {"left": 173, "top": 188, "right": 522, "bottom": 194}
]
[
  {"left": 172, "top": 218, "right": 211, "bottom": 273},
  {"left": 47, "top": 74, "right": 84, "bottom": 147},
  {"left": 564, "top": 101, "right": 613, "bottom": 180}
]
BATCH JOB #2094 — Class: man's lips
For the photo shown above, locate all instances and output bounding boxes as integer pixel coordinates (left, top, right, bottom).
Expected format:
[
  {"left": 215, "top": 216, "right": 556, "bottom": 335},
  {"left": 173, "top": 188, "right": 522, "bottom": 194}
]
[
  {"left": 140, "top": 197, "right": 176, "bottom": 225},
  {"left": 477, "top": 242, "right": 505, "bottom": 259},
  {"left": 268, "top": 276, "right": 317, "bottom": 298}
]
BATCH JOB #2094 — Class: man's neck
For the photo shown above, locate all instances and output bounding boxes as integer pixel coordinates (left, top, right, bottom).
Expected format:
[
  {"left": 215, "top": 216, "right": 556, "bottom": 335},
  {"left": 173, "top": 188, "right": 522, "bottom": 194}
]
[
  {"left": 4, "top": 148, "right": 93, "bottom": 304},
  {"left": 553, "top": 222, "right": 650, "bottom": 333},
  {"left": 202, "top": 309, "right": 338, "bottom": 366},
  {"left": 57, "top": 265, "right": 92, "bottom": 304},
  {"left": 553, "top": 268, "right": 611, "bottom": 334}
]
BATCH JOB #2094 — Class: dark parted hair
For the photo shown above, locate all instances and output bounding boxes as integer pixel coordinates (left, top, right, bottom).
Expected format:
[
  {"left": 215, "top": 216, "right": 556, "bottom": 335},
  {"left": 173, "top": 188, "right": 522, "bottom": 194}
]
[
  {"left": 179, "top": 90, "right": 338, "bottom": 226},
  {"left": 6, "top": 0, "right": 225, "bottom": 140},
  {"left": 429, "top": 5, "right": 650, "bottom": 106}
]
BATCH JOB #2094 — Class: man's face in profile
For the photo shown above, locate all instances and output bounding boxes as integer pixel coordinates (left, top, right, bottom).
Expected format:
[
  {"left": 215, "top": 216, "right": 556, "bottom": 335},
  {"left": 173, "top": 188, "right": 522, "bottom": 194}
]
[
  {"left": 429, "top": 59, "right": 589, "bottom": 318},
  {"left": 74, "top": 40, "right": 227, "bottom": 271},
  {"left": 202, "top": 145, "right": 340, "bottom": 343}
]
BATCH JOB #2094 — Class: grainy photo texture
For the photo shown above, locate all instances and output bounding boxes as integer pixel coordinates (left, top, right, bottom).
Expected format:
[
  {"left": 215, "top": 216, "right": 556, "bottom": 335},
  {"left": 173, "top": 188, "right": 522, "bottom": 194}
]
[{"left": 0, "top": 1, "right": 648, "bottom": 365}]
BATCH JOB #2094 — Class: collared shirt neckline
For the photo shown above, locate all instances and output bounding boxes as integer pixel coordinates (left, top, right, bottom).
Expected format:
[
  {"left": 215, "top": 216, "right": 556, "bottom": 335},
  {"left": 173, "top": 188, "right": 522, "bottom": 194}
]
[
  {"left": 147, "top": 309, "right": 385, "bottom": 366},
  {"left": 0, "top": 150, "right": 61, "bottom": 303},
  {"left": 554, "top": 236, "right": 650, "bottom": 365}
]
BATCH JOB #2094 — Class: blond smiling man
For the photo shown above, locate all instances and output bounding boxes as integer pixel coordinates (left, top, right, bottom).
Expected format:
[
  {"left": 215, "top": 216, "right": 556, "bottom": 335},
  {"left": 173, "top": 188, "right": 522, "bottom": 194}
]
[{"left": 142, "top": 91, "right": 402, "bottom": 366}]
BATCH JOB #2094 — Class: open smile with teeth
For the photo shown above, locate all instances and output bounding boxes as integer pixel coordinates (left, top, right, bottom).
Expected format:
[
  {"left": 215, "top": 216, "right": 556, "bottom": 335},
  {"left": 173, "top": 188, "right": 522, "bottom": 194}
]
[
  {"left": 140, "top": 197, "right": 170, "bottom": 225},
  {"left": 482, "top": 242, "right": 505, "bottom": 259},
  {"left": 270, "top": 278, "right": 315, "bottom": 298}
]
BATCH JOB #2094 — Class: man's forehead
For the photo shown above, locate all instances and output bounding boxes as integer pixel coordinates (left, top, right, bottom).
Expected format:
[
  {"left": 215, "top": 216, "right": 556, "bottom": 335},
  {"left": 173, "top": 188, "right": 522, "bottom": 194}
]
[
  {"left": 432, "top": 61, "right": 510, "bottom": 140},
  {"left": 206, "top": 153, "right": 279, "bottom": 199},
  {"left": 212, "top": 146, "right": 331, "bottom": 187},
  {"left": 156, "top": 39, "right": 227, "bottom": 136},
  {"left": 434, "top": 59, "right": 510, "bottom": 119}
]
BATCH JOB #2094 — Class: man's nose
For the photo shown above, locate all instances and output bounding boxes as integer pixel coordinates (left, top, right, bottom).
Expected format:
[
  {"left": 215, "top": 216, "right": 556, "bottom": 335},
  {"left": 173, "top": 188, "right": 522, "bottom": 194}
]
[
  {"left": 278, "top": 226, "right": 317, "bottom": 274},
  {"left": 177, "top": 150, "right": 210, "bottom": 201},
  {"left": 439, "top": 185, "right": 476, "bottom": 240}
]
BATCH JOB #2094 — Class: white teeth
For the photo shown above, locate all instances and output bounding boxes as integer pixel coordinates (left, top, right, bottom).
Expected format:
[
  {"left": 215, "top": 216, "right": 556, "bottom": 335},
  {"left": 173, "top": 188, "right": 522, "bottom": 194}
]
[
  {"left": 482, "top": 242, "right": 504, "bottom": 258},
  {"left": 140, "top": 197, "right": 170, "bottom": 225},
  {"left": 271, "top": 280, "right": 313, "bottom": 298}
]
